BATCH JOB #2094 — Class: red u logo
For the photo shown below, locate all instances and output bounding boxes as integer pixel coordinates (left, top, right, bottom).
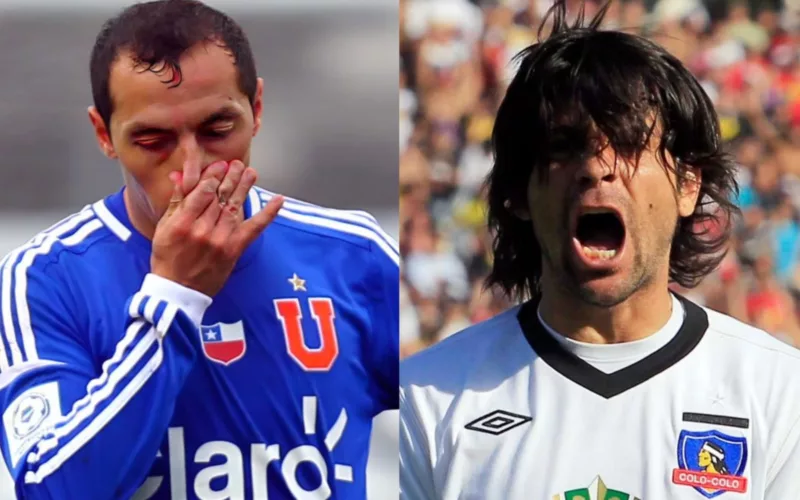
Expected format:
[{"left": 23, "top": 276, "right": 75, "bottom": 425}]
[{"left": 274, "top": 298, "right": 340, "bottom": 371}]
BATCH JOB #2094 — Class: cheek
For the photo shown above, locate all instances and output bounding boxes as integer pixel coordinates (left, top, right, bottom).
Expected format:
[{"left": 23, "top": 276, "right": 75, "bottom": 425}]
[
  {"left": 634, "top": 178, "right": 680, "bottom": 246},
  {"left": 640, "top": 193, "right": 671, "bottom": 229},
  {"left": 117, "top": 149, "right": 176, "bottom": 206},
  {"left": 634, "top": 166, "right": 679, "bottom": 216},
  {"left": 528, "top": 182, "right": 565, "bottom": 243},
  {"left": 209, "top": 129, "right": 254, "bottom": 163},
  {"left": 120, "top": 147, "right": 166, "bottom": 178}
]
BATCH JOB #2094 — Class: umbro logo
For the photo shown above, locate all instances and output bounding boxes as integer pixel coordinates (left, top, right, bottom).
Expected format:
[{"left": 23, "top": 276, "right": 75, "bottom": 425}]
[{"left": 464, "top": 410, "right": 532, "bottom": 435}]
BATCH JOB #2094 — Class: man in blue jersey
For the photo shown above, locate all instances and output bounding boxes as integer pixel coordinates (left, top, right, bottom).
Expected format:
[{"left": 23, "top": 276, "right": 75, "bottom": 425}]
[{"left": 0, "top": 1, "right": 399, "bottom": 499}]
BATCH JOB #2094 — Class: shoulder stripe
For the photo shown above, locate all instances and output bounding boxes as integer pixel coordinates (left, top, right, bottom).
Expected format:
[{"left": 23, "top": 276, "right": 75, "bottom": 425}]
[
  {"left": 257, "top": 186, "right": 381, "bottom": 226},
  {"left": 12, "top": 219, "right": 104, "bottom": 368},
  {"left": 255, "top": 195, "right": 399, "bottom": 262},
  {"left": 254, "top": 187, "right": 398, "bottom": 253},
  {"left": 93, "top": 200, "right": 131, "bottom": 242},
  {"left": 0, "top": 210, "right": 98, "bottom": 372},
  {"left": 35, "top": 206, "right": 91, "bottom": 241},
  {"left": 273, "top": 204, "right": 399, "bottom": 265}
]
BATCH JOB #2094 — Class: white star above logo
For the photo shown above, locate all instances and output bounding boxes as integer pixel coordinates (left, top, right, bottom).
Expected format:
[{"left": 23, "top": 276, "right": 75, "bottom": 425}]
[{"left": 288, "top": 273, "right": 307, "bottom": 292}]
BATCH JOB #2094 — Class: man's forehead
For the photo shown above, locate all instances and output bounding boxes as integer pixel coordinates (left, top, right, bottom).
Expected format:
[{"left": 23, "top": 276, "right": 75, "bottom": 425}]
[{"left": 109, "top": 43, "right": 247, "bottom": 129}]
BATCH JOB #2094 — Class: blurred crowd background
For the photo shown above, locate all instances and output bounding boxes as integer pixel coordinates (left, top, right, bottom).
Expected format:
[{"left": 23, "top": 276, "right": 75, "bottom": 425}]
[
  {"left": 399, "top": 0, "right": 800, "bottom": 356},
  {"left": 0, "top": 0, "right": 398, "bottom": 497}
]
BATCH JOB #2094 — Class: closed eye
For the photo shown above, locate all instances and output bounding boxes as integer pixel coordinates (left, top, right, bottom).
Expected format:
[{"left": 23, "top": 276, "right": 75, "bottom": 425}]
[
  {"left": 204, "top": 122, "right": 235, "bottom": 138},
  {"left": 135, "top": 138, "right": 170, "bottom": 151}
]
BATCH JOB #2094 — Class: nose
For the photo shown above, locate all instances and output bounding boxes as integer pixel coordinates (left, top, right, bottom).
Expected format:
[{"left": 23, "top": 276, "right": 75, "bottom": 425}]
[
  {"left": 176, "top": 135, "right": 210, "bottom": 192},
  {"left": 177, "top": 135, "right": 206, "bottom": 174},
  {"left": 574, "top": 153, "right": 619, "bottom": 190}
]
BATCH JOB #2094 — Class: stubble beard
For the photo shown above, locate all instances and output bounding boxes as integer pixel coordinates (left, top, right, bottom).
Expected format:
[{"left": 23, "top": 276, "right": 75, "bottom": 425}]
[
  {"left": 563, "top": 248, "right": 649, "bottom": 308},
  {"left": 539, "top": 232, "right": 651, "bottom": 309}
]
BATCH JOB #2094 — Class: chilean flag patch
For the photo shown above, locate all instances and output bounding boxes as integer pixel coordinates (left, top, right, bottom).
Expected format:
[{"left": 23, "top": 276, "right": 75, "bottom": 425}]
[{"left": 199, "top": 321, "right": 246, "bottom": 365}]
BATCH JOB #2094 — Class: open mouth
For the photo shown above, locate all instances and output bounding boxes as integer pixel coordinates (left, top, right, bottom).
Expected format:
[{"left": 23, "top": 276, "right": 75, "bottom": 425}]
[{"left": 574, "top": 210, "right": 626, "bottom": 262}]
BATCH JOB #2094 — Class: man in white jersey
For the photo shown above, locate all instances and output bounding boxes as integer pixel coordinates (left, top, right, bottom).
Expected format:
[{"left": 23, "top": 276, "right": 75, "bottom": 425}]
[{"left": 399, "top": 1, "right": 800, "bottom": 499}]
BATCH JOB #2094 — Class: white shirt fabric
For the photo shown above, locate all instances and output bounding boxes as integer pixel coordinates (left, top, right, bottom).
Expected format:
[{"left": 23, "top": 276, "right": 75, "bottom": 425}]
[{"left": 400, "top": 294, "right": 800, "bottom": 500}]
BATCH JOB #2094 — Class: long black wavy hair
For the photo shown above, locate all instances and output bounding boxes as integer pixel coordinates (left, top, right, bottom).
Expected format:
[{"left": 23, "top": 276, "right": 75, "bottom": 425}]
[{"left": 485, "top": 0, "right": 739, "bottom": 302}]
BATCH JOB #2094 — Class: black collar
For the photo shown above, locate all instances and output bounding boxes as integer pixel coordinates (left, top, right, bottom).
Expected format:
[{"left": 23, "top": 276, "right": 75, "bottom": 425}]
[{"left": 517, "top": 294, "right": 708, "bottom": 399}]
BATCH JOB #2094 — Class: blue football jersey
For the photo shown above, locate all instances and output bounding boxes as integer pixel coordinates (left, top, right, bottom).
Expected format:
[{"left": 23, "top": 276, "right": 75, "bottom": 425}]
[{"left": 0, "top": 186, "right": 399, "bottom": 500}]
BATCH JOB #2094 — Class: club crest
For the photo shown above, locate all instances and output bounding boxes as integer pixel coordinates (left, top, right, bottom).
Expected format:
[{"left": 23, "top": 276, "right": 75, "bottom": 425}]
[{"left": 672, "top": 429, "right": 748, "bottom": 498}]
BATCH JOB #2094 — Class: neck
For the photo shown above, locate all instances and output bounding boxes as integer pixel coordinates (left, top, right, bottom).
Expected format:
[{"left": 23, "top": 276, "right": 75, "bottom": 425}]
[
  {"left": 538, "top": 275, "right": 674, "bottom": 344},
  {"left": 123, "top": 187, "right": 158, "bottom": 241}
]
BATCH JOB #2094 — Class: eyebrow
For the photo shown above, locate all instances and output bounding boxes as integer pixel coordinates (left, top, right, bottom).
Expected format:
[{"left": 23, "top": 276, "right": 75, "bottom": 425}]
[{"left": 128, "top": 106, "right": 241, "bottom": 138}]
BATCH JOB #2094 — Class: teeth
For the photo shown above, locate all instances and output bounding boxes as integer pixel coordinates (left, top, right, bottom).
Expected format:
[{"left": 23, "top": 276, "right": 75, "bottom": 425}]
[{"left": 582, "top": 247, "right": 617, "bottom": 260}]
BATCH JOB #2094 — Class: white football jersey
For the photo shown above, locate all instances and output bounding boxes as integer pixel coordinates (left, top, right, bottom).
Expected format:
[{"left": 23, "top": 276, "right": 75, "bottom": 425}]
[{"left": 399, "top": 294, "right": 800, "bottom": 500}]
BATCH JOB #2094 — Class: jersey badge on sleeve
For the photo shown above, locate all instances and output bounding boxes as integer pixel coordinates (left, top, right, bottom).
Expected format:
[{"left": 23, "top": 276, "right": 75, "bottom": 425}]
[
  {"left": 2, "top": 381, "right": 62, "bottom": 467},
  {"left": 672, "top": 429, "right": 748, "bottom": 497},
  {"left": 199, "top": 321, "right": 247, "bottom": 365},
  {"left": 552, "top": 475, "right": 641, "bottom": 500}
]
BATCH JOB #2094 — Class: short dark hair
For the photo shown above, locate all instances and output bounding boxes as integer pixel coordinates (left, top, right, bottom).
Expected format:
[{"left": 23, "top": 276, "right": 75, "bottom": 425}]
[
  {"left": 90, "top": 0, "right": 258, "bottom": 131},
  {"left": 485, "top": 0, "right": 739, "bottom": 301}
]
